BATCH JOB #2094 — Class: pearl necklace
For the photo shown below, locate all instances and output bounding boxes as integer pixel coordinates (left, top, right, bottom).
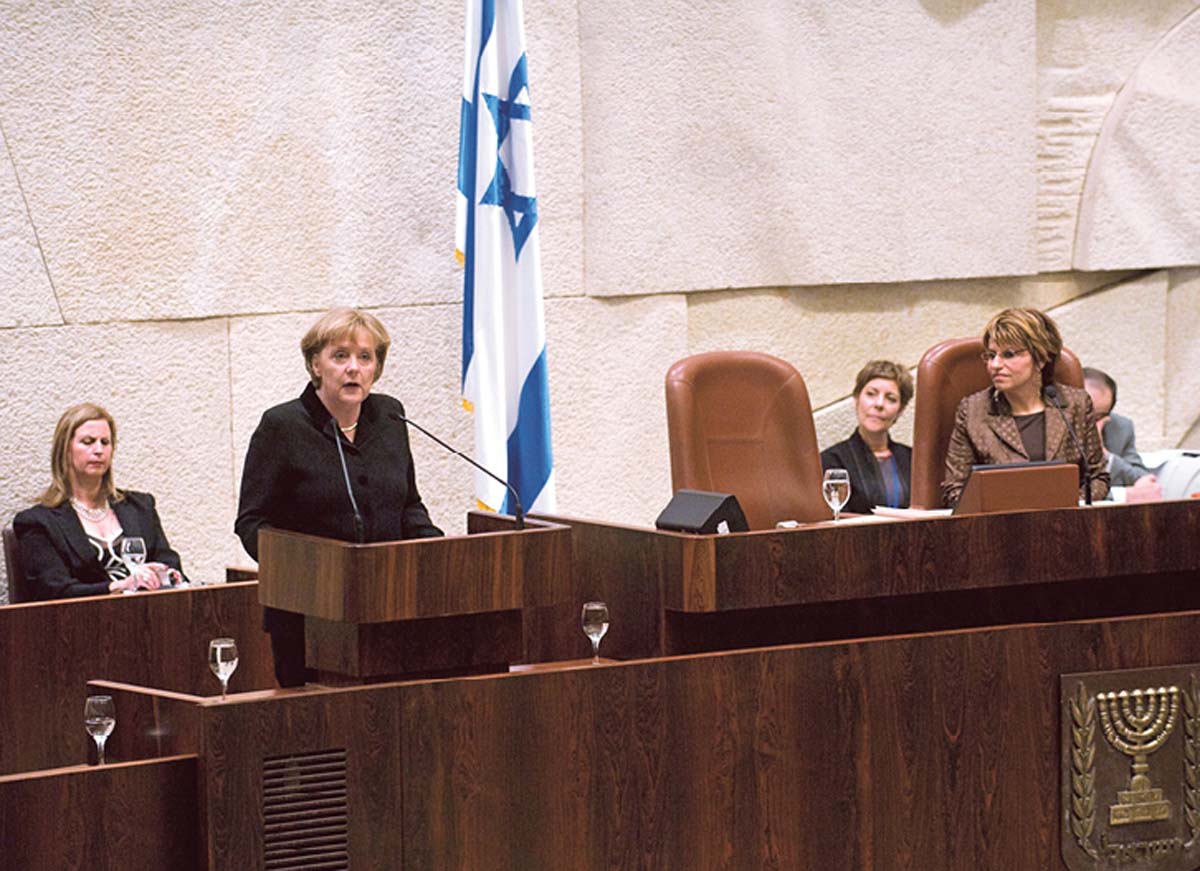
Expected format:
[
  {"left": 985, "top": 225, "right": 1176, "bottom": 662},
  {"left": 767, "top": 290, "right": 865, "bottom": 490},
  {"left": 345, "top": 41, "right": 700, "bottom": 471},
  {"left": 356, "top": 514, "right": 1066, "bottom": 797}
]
[
  {"left": 339, "top": 421, "right": 358, "bottom": 433},
  {"left": 71, "top": 499, "right": 111, "bottom": 523}
]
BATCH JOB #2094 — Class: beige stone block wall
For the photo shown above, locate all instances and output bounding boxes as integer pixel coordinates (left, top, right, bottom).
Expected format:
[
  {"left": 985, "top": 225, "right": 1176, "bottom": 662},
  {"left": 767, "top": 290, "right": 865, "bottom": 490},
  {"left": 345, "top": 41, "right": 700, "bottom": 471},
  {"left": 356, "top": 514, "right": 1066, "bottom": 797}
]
[
  {"left": 2, "top": 2, "right": 1199, "bottom": 602},
  {"left": 0, "top": 320, "right": 234, "bottom": 590},
  {"left": 687, "top": 271, "right": 1130, "bottom": 410},
  {"left": 1036, "top": 0, "right": 1199, "bottom": 269},
  {"left": 580, "top": 0, "right": 1039, "bottom": 294},
  {"left": 0, "top": 1, "right": 583, "bottom": 319},
  {"left": 1072, "top": 8, "right": 1200, "bottom": 270},
  {"left": 1052, "top": 271, "right": 1169, "bottom": 446},
  {"left": 1166, "top": 268, "right": 1200, "bottom": 448},
  {"left": 545, "top": 295, "right": 689, "bottom": 525}
]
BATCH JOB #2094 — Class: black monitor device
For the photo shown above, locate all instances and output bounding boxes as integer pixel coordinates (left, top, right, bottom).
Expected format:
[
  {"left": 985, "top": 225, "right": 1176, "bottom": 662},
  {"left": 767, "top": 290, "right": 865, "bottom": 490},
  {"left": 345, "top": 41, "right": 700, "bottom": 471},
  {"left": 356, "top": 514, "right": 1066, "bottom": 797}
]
[{"left": 655, "top": 489, "right": 749, "bottom": 534}]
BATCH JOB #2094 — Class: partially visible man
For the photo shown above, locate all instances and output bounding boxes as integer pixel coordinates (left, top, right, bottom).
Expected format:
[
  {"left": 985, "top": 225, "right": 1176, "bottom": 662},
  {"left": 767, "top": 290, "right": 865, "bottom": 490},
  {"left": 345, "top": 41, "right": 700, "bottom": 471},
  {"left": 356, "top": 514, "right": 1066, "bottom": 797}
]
[{"left": 1083, "top": 367, "right": 1161, "bottom": 500}]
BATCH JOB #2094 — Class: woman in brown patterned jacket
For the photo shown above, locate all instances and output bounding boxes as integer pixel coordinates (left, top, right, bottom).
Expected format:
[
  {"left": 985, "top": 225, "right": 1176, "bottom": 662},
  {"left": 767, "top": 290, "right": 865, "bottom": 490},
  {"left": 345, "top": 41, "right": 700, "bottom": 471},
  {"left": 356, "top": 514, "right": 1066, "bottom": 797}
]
[{"left": 940, "top": 308, "right": 1109, "bottom": 507}]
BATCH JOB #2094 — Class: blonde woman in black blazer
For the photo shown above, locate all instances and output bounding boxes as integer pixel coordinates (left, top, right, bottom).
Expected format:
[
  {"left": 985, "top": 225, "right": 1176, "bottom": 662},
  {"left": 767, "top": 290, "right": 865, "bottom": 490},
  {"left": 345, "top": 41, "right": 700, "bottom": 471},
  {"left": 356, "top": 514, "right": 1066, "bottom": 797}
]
[{"left": 14, "top": 403, "right": 185, "bottom": 599}]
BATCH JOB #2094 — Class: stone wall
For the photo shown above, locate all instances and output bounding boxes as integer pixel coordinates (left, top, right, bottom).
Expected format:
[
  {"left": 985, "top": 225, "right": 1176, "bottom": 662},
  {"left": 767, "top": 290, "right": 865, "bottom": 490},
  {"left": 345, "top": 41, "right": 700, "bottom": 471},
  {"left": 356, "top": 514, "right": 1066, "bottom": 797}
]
[{"left": 1, "top": 1, "right": 1197, "bottom": 600}]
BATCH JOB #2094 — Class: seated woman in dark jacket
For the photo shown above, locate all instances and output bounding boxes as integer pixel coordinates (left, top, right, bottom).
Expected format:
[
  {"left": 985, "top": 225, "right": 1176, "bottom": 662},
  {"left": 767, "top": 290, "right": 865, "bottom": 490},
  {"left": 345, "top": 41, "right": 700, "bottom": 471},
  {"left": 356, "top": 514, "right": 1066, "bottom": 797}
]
[
  {"left": 820, "top": 360, "right": 914, "bottom": 515},
  {"left": 14, "top": 403, "right": 186, "bottom": 599}
]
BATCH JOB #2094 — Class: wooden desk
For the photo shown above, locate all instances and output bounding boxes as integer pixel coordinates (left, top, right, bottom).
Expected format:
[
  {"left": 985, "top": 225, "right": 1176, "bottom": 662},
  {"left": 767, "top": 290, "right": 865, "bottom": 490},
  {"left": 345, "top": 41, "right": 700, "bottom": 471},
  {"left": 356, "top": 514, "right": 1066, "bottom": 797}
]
[
  {"left": 33, "top": 607, "right": 1200, "bottom": 870},
  {"left": 525, "top": 500, "right": 1200, "bottom": 660},
  {"left": 0, "top": 581, "right": 274, "bottom": 775},
  {"left": 0, "top": 756, "right": 199, "bottom": 871}
]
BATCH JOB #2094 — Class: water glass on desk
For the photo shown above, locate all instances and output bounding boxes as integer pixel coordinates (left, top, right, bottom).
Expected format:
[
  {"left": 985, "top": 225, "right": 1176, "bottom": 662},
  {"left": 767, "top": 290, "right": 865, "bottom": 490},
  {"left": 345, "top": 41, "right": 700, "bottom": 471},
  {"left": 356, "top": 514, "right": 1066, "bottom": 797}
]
[
  {"left": 822, "top": 469, "right": 851, "bottom": 523},
  {"left": 582, "top": 601, "right": 610, "bottom": 665},
  {"left": 208, "top": 637, "right": 239, "bottom": 700},
  {"left": 84, "top": 694, "right": 115, "bottom": 765}
]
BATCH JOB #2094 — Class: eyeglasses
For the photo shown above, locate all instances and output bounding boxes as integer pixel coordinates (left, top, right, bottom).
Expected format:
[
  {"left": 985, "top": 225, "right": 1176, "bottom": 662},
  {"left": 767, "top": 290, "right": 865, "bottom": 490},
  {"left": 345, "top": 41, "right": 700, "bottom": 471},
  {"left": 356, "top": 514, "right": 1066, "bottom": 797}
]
[{"left": 980, "top": 348, "right": 1029, "bottom": 364}]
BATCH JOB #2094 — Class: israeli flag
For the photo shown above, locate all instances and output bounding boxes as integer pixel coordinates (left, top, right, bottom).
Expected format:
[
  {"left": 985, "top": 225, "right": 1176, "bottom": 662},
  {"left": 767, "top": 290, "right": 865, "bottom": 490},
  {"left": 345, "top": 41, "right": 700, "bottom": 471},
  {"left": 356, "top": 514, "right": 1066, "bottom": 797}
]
[{"left": 456, "top": 0, "right": 555, "bottom": 514}]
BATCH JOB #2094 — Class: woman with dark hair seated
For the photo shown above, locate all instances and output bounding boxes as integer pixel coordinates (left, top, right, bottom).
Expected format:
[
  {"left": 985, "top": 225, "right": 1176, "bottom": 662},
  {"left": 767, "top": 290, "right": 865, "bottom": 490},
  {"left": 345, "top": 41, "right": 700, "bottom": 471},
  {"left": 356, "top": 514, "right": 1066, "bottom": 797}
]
[
  {"left": 14, "top": 403, "right": 186, "bottom": 599},
  {"left": 941, "top": 307, "right": 1109, "bottom": 507},
  {"left": 820, "top": 360, "right": 914, "bottom": 514}
]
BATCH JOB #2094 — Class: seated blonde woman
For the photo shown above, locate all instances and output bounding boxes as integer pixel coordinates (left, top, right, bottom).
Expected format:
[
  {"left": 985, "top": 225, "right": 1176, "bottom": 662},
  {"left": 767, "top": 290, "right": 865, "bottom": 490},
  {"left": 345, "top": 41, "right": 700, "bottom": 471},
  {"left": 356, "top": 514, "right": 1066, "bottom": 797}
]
[{"left": 13, "top": 403, "right": 186, "bottom": 599}]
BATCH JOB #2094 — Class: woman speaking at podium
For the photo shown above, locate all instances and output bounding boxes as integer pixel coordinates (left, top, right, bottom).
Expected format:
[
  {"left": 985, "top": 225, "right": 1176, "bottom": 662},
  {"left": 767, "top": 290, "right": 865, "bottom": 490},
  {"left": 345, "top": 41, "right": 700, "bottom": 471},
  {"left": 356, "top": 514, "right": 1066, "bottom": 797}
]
[
  {"left": 940, "top": 308, "right": 1108, "bottom": 508},
  {"left": 236, "top": 308, "right": 442, "bottom": 687}
]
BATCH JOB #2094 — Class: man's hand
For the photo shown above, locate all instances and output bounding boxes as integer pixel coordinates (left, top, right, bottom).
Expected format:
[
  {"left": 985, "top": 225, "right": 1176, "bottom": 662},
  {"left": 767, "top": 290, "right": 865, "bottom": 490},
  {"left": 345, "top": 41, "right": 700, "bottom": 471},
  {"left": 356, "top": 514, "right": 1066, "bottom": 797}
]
[{"left": 1126, "top": 473, "right": 1162, "bottom": 504}]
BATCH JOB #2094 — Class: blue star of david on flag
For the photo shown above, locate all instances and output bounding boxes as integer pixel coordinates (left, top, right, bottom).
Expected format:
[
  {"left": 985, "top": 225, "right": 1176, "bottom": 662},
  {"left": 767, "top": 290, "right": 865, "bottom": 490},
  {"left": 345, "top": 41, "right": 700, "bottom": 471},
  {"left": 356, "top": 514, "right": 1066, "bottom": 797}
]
[{"left": 479, "top": 54, "right": 537, "bottom": 261}]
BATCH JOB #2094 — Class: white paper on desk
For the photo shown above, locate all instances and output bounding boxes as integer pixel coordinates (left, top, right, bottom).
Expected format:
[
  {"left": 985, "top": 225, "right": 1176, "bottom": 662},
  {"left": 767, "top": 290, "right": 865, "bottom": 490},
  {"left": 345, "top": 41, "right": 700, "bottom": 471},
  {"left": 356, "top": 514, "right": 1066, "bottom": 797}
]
[{"left": 871, "top": 506, "right": 953, "bottom": 519}]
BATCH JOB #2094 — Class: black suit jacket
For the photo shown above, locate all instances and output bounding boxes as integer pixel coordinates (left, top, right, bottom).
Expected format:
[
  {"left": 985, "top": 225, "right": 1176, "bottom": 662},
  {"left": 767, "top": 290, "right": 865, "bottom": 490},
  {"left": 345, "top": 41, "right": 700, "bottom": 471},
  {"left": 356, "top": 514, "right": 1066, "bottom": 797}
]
[
  {"left": 13, "top": 491, "right": 186, "bottom": 600},
  {"left": 820, "top": 430, "right": 912, "bottom": 515},
  {"left": 235, "top": 384, "right": 443, "bottom": 634},
  {"left": 235, "top": 383, "right": 442, "bottom": 559}
]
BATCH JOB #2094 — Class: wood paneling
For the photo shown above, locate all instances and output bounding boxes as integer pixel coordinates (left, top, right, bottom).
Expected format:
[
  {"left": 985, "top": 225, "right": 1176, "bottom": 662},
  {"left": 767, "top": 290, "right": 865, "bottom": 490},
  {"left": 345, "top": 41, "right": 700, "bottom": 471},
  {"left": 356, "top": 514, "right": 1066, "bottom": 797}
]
[
  {"left": 25, "top": 609, "right": 1200, "bottom": 870},
  {"left": 0, "top": 756, "right": 199, "bottom": 871},
  {"left": 0, "top": 582, "right": 275, "bottom": 774},
  {"left": 398, "top": 610, "right": 1200, "bottom": 871},
  {"left": 257, "top": 521, "right": 571, "bottom": 623},
  {"left": 198, "top": 686, "right": 406, "bottom": 870},
  {"left": 306, "top": 610, "right": 521, "bottom": 680},
  {"left": 532, "top": 502, "right": 1200, "bottom": 658}
]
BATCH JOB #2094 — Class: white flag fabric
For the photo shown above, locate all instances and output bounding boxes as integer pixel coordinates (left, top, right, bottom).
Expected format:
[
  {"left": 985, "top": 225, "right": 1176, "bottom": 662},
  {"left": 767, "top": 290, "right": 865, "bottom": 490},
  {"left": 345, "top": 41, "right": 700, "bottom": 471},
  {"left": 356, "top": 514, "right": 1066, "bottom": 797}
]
[{"left": 456, "top": 0, "right": 555, "bottom": 514}]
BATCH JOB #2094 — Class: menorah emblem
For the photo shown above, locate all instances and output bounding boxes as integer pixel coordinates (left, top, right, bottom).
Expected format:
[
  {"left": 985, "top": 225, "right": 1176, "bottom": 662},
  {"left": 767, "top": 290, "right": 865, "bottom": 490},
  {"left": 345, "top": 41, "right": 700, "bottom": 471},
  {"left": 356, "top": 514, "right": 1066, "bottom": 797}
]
[{"left": 1096, "top": 686, "right": 1180, "bottom": 826}]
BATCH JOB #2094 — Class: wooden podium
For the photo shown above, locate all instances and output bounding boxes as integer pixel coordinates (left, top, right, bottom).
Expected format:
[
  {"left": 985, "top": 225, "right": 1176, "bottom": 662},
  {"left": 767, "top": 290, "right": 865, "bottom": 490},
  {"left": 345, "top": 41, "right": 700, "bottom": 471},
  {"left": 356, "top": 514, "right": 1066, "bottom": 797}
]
[{"left": 256, "top": 519, "right": 570, "bottom": 682}]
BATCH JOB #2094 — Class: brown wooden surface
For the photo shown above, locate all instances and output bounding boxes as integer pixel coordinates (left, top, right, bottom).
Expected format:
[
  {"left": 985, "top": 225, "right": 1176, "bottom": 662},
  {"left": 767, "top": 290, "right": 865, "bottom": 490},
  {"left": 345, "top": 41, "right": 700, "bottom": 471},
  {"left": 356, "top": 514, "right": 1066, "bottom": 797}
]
[
  {"left": 0, "top": 581, "right": 275, "bottom": 775},
  {"left": 400, "top": 610, "right": 1200, "bottom": 871},
  {"left": 531, "top": 500, "right": 1200, "bottom": 658},
  {"left": 306, "top": 609, "right": 522, "bottom": 680},
  {"left": 61, "top": 609, "right": 1200, "bottom": 870},
  {"left": 0, "top": 756, "right": 200, "bottom": 871},
  {"left": 257, "top": 520, "right": 571, "bottom": 623},
  {"left": 953, "top": 460, "right": 1078, "bottom": 514}
]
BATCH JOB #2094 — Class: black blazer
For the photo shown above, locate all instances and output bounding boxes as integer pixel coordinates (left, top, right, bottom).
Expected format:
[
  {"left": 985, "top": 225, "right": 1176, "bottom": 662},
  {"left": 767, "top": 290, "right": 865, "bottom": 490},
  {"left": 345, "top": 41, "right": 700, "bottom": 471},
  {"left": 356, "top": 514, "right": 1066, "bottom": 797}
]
[
  {"left": 235, "top": 383, "right": 443, "bottom": 561},
  {"left": 236, "top": 384, "right": 443, "bottom": 638},
  {"left": 820, "top": 430, "right": 912, "bottom": 515},
  {"left": 13, "top": 491, "right": 186, "bottom": 600}
]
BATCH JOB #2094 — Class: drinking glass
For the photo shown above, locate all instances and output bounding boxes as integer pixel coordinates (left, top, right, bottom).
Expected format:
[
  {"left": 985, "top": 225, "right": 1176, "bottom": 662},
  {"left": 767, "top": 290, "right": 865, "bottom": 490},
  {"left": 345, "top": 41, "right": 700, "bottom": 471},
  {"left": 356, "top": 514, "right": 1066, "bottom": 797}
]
[
  {"left": 822, "top": 469, "right": 852, "bottom": 523},
  {"left": 84, "top": 695, "right": 115, "bottom": 765},
  {"left": 119, "top": 536, "right": 147, "bottom": 587},
  {"left": 581, "top": 601, "right": 610, "bottom": 665},
  {"left": 208, "top": 638, "right": 239, "bottom": 700}
]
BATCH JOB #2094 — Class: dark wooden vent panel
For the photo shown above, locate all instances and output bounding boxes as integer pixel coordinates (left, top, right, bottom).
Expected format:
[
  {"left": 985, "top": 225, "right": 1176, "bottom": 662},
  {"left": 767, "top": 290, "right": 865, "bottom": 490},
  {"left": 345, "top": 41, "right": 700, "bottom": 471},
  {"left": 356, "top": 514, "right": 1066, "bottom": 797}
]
[{"left": 262, "top": 748, "right": 349, "bottom": 870}]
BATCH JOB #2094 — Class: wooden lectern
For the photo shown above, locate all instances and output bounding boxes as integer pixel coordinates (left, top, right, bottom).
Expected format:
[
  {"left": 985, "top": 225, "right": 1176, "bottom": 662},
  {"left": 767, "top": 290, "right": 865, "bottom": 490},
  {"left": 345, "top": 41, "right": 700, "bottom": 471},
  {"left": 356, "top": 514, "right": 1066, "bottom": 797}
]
[
  {"left": 953, "top": 460, "right": 1079, "bottom": 515},
  {"left": 256, "top": 519, "right": 570, "bottom": 683}
]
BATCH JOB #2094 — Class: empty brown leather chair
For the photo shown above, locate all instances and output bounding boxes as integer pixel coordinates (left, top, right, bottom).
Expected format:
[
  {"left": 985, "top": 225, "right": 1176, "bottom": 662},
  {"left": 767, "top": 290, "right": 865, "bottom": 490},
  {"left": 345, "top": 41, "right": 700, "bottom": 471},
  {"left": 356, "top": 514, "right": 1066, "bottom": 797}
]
[
  {"left": 665, "top": 351, "right": 831, "bottom": 529},
  {"left": 909, "top": 337, "right": 1084, "bottom": 508},
  {"left": 3, "top": 525, "right": 32, "bottom": 604}
]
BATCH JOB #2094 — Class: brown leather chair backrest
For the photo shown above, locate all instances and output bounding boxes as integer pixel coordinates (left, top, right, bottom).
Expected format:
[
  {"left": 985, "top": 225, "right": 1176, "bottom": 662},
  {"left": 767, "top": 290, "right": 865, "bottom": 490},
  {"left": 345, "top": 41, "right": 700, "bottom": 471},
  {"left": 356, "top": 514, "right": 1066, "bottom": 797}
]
[
  {"left": 665, "top": 351, "right": 831, "bottom": 529},
  {"left": 3, "top": 525, "right": 31, "bottom": 604},
  {"left": 909, "top": 337, "right": 1085, "bottom": 508}
]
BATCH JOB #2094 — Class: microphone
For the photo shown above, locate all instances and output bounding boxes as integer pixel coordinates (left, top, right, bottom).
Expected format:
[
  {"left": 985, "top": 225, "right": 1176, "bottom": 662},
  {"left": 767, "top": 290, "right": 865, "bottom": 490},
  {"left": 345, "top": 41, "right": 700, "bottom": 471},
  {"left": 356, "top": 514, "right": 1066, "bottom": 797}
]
[
  {"left": 328, "top": 420, "right": 366, "bottom": 543},
  {"left": 391, "top": 412, "right": 525, "bottom": 529},
  {"left": 1044, "top": 384, "right": 1092, "bottom": 506}
]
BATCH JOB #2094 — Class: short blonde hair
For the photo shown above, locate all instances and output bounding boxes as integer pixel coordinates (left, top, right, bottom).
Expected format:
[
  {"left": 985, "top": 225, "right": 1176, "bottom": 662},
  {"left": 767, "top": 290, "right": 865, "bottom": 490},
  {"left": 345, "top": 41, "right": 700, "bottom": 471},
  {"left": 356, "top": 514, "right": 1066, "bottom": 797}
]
[
  {"left": 982, "top": 308, "right": 1063, "bottom": 385},
  {"left": 852, "top": 360, "right": 914, "bottom": 411},
  {"left": 300, "top": 308, "right": 391, "bottom": 386},
  {"left": 40, "top": 403, "right": 124, "bottom": 507}
]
